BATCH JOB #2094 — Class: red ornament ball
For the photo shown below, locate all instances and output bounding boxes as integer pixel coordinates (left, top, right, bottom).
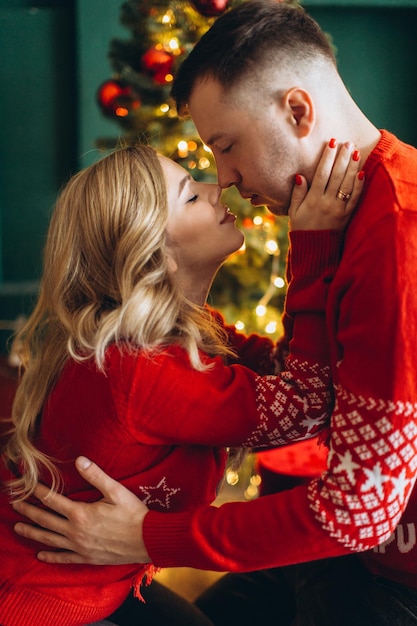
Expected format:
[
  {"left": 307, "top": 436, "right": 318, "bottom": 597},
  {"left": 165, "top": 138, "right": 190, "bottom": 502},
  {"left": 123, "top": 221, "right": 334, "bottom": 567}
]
[
  {"left": 96, "top": 79, "right": 141, "bottom": 118},
  {"left": 191, "top": 0, "right": 229, "bottom": 17},
  {"left": 141, "top": 46, "right": 174, "bottom": 84}
]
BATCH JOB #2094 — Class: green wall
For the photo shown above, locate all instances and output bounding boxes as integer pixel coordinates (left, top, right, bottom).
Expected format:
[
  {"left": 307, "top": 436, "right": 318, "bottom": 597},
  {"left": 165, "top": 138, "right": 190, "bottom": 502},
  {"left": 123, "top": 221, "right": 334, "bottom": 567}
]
[
  {"left": 0, "top": 0, "right": 416, "bottom": 352},
  {"left": 76, "top": 0, "right": 126, "bottom": 168},
  {"left": 0, "top": 1, "right": 76, "bottom": 349},
  {"left": 308, "top": 4, "right": 417, "bottom": 145}
]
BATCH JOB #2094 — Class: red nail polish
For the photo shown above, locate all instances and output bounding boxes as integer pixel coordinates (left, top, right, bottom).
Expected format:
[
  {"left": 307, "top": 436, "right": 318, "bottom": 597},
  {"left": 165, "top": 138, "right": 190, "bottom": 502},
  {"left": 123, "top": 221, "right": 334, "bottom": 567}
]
[
  {"left": 358, "top": 170, "right": 365, "bottom": 181},
  {"left": 329, "top": 138, "right": 337, "bottom": 149},
  {"left": 295, "top": 173, "right": 303, "bottom": 186},
  {"left": 352, "top": 150, "right": 360, "bottom": 162}
]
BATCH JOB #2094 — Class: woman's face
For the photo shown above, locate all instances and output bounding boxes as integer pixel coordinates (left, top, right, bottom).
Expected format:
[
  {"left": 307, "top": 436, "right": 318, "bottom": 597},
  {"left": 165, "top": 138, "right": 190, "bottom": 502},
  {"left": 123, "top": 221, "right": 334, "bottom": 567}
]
[{"left": 160, "top": 155, "right": 244, "bottom": 283}]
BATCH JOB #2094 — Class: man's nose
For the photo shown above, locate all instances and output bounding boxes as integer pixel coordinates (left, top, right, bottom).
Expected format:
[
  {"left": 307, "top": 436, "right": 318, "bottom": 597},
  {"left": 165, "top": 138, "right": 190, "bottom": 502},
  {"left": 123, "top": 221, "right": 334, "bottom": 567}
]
[{"left": 216, "top": 162, "right": 241, "bottom": 190}]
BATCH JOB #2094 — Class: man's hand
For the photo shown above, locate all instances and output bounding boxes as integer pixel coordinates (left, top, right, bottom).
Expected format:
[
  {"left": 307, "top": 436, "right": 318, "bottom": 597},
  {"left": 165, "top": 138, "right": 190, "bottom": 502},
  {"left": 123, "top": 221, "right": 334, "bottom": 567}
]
[{"left": 13, "top": 456, "right": 151, "bottom": 565}]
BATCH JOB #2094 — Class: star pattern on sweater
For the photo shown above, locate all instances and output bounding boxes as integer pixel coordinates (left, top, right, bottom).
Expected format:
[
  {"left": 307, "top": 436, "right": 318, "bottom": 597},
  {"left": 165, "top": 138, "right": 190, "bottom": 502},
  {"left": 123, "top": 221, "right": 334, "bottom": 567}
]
[
  {"left": 388, "top": 468, "right": 412, "bottom": 505},
  {"left": 138, "top": 477, "right": 181, "bottom": 509},
  {"left": 245, "top": 360, "right": 331, "bottom": 447},
  {"left": 361, "top": 462, "right": 390, "bottom": 499},
  {"left": 301, "top": 413, "right": 328, "bottom": 434},
  {"left": 331, "top": 449, "right": 361, "bottom": 484}
]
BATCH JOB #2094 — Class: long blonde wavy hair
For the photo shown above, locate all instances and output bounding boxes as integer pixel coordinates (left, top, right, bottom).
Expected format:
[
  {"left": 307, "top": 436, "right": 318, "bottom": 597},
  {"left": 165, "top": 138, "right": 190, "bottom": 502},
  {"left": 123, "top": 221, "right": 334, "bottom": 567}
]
[{"left": 3, "top": 144, "right": 232, "bottom": 501}]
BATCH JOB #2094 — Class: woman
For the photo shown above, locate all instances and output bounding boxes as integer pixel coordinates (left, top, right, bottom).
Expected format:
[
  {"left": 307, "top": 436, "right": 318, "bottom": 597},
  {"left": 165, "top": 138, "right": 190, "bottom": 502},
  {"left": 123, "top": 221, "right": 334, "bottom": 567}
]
[{"left": 0, "top": 141, "right": 363, "bottom": 625}]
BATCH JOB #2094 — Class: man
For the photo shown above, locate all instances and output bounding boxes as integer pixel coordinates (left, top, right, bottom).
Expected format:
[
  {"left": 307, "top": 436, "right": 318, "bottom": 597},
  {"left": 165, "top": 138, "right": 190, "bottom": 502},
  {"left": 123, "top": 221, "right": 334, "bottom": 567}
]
[{"left": 12, "top": 1, "right": 417, "bottom": 624}]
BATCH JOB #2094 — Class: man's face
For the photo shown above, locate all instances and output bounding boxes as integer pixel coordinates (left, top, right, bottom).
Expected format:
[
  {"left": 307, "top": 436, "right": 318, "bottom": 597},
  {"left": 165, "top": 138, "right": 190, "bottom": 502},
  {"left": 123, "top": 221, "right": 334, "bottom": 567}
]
[{"left": 188, "top": 76, "right": 302, "bottom": 215}]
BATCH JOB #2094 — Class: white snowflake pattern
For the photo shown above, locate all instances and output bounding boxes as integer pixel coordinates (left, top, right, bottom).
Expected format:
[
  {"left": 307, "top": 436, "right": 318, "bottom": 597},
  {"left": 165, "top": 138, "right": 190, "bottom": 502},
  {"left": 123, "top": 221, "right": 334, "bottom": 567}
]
[
  {"left": 333, "top": 449, "right": 360, "bottom": 484},
  {"left": 388, "top": 468, "right": 412, "bottom": 505},
  {"left": 300, "top": 413, "right": 328, "bottom": 433},
  {"left": 361, "top": 462, "right": 391, "bottom": 499}
]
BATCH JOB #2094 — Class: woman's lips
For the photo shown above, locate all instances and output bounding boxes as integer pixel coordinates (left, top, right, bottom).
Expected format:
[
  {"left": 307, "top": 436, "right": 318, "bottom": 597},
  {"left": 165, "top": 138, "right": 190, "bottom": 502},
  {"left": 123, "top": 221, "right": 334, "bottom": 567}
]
[{"left": 220, "top": 207, "right": 237, "bottom": 224}]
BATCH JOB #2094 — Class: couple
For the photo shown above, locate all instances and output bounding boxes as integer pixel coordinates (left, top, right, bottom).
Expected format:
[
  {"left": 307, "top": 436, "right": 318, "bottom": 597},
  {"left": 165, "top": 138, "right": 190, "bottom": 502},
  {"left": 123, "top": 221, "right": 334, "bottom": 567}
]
[{"left": 4, "top": 1, "right": 417, "bottom": 625}]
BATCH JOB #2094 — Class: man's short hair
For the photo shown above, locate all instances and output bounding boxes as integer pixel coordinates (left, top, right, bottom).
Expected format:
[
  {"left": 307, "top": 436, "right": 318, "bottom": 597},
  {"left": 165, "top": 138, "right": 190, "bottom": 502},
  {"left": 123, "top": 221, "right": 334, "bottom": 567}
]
[{"left": 171, "top": 0, "right": 336, "bottom": 115}]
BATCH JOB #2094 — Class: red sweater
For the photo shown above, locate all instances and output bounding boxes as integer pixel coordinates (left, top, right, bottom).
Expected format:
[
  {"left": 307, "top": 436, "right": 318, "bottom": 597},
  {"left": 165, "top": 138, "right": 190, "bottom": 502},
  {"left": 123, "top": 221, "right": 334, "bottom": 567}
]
[
  {"left": 0, "top": 230, "right": 341, "bottom": 626},
  {"left": 143, "top": 131, "right": 417, "bottom": 590}
]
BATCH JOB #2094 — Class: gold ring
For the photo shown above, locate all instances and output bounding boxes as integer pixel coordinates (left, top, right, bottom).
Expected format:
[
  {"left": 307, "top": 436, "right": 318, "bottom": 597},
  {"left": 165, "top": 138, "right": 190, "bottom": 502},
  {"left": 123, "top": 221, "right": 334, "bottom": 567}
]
[{"left": 337, "top": 189, "right": 351, "bottom": 202}]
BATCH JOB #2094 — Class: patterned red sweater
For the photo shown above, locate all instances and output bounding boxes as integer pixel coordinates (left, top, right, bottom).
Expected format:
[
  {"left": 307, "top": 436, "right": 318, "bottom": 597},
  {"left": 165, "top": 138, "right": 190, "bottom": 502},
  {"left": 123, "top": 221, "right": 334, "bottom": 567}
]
[
  {"left": 143, "top": 131, "right": 417, "bottom": 590},
  {"left": 0, "top": 230, "right": 341, "bottom": 626}
]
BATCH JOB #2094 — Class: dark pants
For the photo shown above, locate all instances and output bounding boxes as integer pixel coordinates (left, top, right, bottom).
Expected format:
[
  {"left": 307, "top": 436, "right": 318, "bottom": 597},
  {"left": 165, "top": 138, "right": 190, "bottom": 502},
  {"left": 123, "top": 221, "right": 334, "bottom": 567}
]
[
  {"left": 195, "top": 556, "right": 417, "bottom": 626},
  {"left": 105, "top": 579, "right": 214, "bottom": 626}
]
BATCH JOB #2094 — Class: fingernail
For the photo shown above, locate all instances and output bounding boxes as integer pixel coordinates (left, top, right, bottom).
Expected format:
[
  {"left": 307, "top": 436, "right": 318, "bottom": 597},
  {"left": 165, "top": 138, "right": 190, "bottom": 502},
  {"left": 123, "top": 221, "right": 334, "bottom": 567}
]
[
  {"left": 358, "top": 170, "right": 365, "bottom": 181},
  {"left": 329, "top": 138, "right": 337, "bottom": 148},
  {"left": 77, "top": 456, "right": 92, "bottom": 470},
  {"left": 295, "top": 173, "right": 303, "bottom": 186},
  {"left": 352, "top": 150, "right": 360, "bottom": 162}
]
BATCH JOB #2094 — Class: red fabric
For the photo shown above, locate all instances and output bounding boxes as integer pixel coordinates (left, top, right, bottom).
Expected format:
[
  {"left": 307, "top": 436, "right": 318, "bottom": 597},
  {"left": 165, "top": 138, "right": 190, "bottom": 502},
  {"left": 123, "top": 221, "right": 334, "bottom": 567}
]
[
  {"left": 143, "top": 131, "right": 417, "bottom": 591},
  {"left": 0, "top": 230, "right": 341, "bottom": 625}
]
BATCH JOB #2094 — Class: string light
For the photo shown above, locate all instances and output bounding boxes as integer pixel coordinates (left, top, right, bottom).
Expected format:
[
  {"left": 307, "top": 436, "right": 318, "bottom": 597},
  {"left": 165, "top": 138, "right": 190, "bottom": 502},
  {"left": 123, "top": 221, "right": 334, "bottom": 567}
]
[
  {"left": 198, "top": 157, "right": 211, "bottom": 169},
  {"left": 226, "top": 469, "right": 240, "bottom": 486},
  {"left": 265, "top": 239, "right": 279, "bottom": 254},
  {"left": 177, "top": 140, "right": 188, "bottom": 158},
  {"left": 161, "top": 9, "right": 175, "bottom": 25},
  {"left": 168, "top": 38, "right": 180, "bottom": 52},
  {"left": 274, "top": 276, "right": 285, "bottom": 289},
  {"left": 244, "top": 472, "right": 262, "bottom": 500},
  {"left": 265, "top": 321, "right": 277, "bottom": 334}
]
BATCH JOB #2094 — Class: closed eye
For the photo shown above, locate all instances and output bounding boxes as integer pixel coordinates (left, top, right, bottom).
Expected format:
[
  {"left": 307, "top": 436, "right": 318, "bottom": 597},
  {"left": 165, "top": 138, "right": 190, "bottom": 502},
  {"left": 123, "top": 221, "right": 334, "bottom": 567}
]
[
  {"left": 221, "top": 145, "right": 232, "bottom": 154},
  {"left": 187, "top": 194, "right": 198, "bottom": 204}
]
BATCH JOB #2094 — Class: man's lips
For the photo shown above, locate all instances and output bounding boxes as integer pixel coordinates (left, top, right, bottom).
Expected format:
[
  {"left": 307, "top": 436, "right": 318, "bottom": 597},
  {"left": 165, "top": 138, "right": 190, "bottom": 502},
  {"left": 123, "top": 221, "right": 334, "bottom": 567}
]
[{"left": 242, "top": 193, "right": 262, "bottom": 205}]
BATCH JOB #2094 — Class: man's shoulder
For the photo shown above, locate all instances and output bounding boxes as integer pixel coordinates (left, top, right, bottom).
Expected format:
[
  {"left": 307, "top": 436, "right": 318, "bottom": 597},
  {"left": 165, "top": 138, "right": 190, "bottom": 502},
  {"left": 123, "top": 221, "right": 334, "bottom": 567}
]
[{"left": 370, "top": 131, "right": 417, "bottom": 214}]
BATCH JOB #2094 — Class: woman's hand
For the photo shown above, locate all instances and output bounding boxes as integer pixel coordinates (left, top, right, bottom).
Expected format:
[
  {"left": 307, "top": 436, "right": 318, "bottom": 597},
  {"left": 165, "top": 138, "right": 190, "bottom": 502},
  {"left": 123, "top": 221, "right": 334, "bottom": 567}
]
[
  {"left": 289, "top": 139, "right": 364, "bottom": 231},
  {"left": 13, "top": 456, "right": 151, "bottom": 565}
]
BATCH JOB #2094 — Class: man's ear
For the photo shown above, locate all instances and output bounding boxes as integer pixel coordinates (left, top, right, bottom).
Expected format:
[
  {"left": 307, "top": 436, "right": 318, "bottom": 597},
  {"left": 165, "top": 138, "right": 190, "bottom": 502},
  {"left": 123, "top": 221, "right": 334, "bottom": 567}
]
[{"left": 284, "top": 87, "right": 315, "bottom": 137}]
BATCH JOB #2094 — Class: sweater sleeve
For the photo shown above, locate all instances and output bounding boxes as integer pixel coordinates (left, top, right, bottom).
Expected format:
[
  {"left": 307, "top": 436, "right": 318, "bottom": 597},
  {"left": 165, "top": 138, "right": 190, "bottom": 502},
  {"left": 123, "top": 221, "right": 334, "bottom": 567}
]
[
  {"left": 308, "top": 207, "right": 417, "bottom": 565},
  {"left": 222, "top": 324, "right": 277, "bottom": 376},
  {"left": 119, "top": 230, "right": 342, "bottom": 450},
  {"left": 207, "top": 308, "right": 278, "bottom": 376}
]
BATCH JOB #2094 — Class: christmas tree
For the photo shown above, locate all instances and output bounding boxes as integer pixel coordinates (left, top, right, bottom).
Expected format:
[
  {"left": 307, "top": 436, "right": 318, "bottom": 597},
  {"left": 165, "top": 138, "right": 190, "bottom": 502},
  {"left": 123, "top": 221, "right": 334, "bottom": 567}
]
[{"left": 96, "top": 0, "right": 290, "bottom": 340}]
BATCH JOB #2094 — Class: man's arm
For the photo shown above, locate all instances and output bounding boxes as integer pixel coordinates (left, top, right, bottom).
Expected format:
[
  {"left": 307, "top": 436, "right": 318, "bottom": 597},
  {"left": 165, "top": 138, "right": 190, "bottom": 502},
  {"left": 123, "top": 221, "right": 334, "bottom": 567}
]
[
  {"left": 14, "top": 453, "right": 349, "bottom": 571},
  {"left": 13, "top": 456, "right": 150, "bottom": 565}
]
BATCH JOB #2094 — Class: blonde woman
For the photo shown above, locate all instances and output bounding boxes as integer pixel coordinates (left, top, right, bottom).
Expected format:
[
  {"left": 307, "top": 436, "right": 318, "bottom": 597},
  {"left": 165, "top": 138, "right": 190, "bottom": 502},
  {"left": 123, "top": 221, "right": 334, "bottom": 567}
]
[{"left": 1, "top": 141, "right": 362, "bottom": 625}]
